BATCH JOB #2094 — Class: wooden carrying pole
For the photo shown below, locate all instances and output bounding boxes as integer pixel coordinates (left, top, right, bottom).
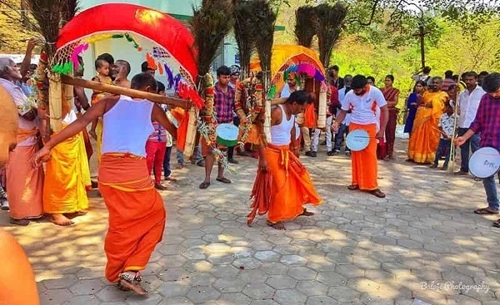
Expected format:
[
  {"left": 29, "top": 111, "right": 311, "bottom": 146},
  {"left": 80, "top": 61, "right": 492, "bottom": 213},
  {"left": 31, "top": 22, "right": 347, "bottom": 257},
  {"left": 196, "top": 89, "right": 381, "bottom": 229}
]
[{"left": 60, "top": 75, "right": 191, "bottom": 109}]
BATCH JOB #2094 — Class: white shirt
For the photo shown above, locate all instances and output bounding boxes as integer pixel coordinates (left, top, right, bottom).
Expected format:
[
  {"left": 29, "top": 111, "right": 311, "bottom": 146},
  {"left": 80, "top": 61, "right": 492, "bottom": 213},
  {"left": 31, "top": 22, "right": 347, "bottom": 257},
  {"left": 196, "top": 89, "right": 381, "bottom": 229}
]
[
  {"left": 338, "top": 88, "right": 351, "bottom": 125},
  {"left": 280, "top": 84, "right": 299, "bottom": 98},
  {"left": 270, "top": 105, "right": 294, "bottom": 146},
  {"left": 457, "top": 85, "right": 485, "bottom": 128},
  {"left": 341, "top": 85, "right": 387, "bottom": 125},
  {"left": 102, "top": 96, "right": 154, "bottom": 157}
]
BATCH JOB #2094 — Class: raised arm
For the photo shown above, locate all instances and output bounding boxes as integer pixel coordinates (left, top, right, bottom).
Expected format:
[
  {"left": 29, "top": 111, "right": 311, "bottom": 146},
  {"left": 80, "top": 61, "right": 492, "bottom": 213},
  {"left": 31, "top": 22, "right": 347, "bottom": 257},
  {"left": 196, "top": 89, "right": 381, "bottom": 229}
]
[{"left": 33, "top": 98, "right": 109, "bottom": 167}]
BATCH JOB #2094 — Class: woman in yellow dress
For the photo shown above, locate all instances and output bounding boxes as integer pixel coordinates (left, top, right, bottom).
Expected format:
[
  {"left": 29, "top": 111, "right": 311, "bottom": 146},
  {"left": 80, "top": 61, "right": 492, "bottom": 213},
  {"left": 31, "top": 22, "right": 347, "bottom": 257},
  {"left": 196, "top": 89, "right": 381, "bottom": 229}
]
[{"left": 407, "top": 77, "right": 449, "bottom": 163}]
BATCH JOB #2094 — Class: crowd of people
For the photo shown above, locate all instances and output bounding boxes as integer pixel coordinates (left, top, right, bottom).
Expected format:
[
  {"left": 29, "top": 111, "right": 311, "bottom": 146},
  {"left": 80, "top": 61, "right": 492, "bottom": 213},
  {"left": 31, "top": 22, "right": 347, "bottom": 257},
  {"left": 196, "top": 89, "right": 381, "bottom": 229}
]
[{"left": 2, "top": 37, "right": 500, "bottom": 295}]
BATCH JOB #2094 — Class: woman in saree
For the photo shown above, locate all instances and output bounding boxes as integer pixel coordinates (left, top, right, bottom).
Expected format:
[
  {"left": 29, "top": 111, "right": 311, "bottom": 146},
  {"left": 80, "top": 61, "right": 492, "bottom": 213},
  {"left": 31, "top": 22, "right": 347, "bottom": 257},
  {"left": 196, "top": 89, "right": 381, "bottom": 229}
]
[
  {"left": 404, "top": 80, "right": 426, "bottom": 135},
  {"left": 407, "top": 77, "right": 449, "bottom": 163},
  {"left": 379, "top": 75, "right": 400, "bottom": 160}
]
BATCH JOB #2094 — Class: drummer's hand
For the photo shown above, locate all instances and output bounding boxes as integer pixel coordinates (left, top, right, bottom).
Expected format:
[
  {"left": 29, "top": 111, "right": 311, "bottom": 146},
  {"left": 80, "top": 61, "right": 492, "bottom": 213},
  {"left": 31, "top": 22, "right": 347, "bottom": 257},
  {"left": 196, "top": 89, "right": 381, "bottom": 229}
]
[
  {"left": 376, "top": 130, "right": 384, "bottom": 140},
  {"left": 258, "top": 158, "right": 269, "bottom": 172},
  {"left": 454, "top": 136, "right": 466, "bottom": 147}
]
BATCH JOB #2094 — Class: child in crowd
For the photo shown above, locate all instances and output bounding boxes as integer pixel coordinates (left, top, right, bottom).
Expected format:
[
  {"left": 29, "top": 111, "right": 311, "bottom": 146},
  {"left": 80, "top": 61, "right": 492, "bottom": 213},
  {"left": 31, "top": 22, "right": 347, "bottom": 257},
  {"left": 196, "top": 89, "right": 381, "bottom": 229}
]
[
  {"left": 89, "top": 58, "right": 113, "bottom": 141},
  {"left": 431, "top": 103, "right": 456, "bottom": 170},
  {"left": 157, "top": 82, "right": 176, "bottom": 182}
]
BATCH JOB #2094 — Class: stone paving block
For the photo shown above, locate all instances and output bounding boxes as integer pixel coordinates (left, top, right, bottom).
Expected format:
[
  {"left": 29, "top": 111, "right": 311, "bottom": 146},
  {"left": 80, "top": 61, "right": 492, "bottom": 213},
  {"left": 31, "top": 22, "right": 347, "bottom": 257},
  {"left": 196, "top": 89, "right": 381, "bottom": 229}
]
[
  {"left": 280, "top": 255, "right": 307, "bottom": 266},
  {"left": 69, "top": 279, "right": 106, "bottom": 295},
  {"left": 157, "top": 282, "right": 191, "bottom": 298},
  {"left": 287, "top": 266, "right": 318, "bottom": 281},
  {"left": 95, "top": 286, "right": 130, "bottom": 302},
  {"left": 254, "top": 250, "right": 281, "bottom": 262},
  {"left": 305, "top": 295, "right": 339, "bottom": 305},
  {"left": 272, "top": 289, "right": 307, "bottom": 305},
  {"left": 157, "top": 296, "right": 194, "bottom": 305},
  {"left": 296, "top": 280, "right": 329, "bottom": 296},
  {"left": 214, "top": 277, "right": 248, "bottom": 293},
  {"left": 249, "top": 300, "right": 279, "bottom": 305},
  {"left": 216, "top": 292, "right": 252, "bottom": 305},
  {"left": 186, "top": 286, "right": 221, "bottom": 303},
  {"left": 40, "top": 288, "right": 74, "bottom": 305},
  {"left": 125, "top": 293, "right": 164, "bottom": 305},
  {"left": 266, "top": 275, "right": 298, "bottom": 289},
  {"left": 242, "top": 283, "right": 276, "bottom": 300},
  {"left": 62, "top": 295, "right": 100, "bottom": 305},
  {"left": 327, "top": 286, "right": 361, "bottom": 302},
  {"left": 316, "top": 271, "right": 348, "bottom": 286}
]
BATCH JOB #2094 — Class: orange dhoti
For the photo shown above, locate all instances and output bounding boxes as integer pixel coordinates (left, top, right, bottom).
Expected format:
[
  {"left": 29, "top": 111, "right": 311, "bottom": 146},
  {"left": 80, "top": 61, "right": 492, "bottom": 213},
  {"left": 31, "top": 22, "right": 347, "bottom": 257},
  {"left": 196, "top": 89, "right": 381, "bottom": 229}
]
[
  {"left": 98, "top": 154, "right": 166, "bottom": 283},
  {"left": 264, "top": 144, "right": 322, "bottom": 223},
  {"left": 43, "top": 131, "right": 91, "bottom": 214},
  {"left": 6, "top": 144, "right": 44, "bottom": 220},
  {"left": 350, "top": 122, "right": 379, "bottom": 191},
  {"left": 239, "top": 124, "right": 262, "bottom": 146}
]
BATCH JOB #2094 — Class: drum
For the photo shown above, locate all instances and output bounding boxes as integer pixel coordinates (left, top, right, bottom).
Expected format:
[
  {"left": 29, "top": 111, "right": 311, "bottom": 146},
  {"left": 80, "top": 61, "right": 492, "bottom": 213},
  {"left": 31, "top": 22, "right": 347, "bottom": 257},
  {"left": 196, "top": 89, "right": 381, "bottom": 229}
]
[
  {"left": 216, "top": 123, "right": 239, "bottom": 147},
  {"left": 469, "top": 147, "right": 500, "bottom": 178},
  {"left": 346, "top": 129, "right": 370, "bottom": 151}
]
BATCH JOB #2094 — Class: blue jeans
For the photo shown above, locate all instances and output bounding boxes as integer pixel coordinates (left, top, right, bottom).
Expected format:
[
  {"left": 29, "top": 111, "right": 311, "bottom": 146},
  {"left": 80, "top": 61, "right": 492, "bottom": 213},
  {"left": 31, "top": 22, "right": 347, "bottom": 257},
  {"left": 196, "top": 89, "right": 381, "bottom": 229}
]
[
  {"left": 163, "top": 146, "right": 172, "bottom": 178},
  {"left": 458, "top": 127, "right": 480, "bottom": 172},
  {"left": 334, "top": 123, "right": 350, "bottom": 152},
  {"left": 433, "top": 138, "right": 451, "bottom": 167},
  {"left": 483, "top": 172, "right": 500, "bottom": 211},
  {"left": 176, "top": 145, "right": 203, "bottom": 165}
]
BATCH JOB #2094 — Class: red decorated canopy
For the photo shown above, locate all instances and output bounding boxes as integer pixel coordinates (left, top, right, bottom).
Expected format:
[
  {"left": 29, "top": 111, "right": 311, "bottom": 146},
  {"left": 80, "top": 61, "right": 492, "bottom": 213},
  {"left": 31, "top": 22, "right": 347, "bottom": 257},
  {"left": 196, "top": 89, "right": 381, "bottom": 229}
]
[{"left": 56, "top": 3, "right": 198, "bottom": 81}]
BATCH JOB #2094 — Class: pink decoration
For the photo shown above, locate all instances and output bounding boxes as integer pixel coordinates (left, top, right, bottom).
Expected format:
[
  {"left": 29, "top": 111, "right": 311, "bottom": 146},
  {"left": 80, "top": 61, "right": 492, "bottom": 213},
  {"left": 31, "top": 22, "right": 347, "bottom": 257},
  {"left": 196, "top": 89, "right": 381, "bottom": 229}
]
[{"left": 70, "top": 43, "right": 89, "bottom": 70}]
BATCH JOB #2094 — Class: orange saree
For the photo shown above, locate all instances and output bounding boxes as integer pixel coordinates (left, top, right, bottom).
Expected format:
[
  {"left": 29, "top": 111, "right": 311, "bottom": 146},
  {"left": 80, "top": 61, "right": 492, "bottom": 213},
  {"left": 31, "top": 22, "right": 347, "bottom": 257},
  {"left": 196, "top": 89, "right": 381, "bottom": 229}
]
[
  {"left": 350, "top": 123, "right": 379, "bottom": 191},
  {"left": 98, "top": 154, "right": 166, "bottom": 283},
  {"left": 407, "top": 91, "right": 447, "bottom": 163},
  {"left": 262, "top": 144, "right": 322, "bottom": 224}
]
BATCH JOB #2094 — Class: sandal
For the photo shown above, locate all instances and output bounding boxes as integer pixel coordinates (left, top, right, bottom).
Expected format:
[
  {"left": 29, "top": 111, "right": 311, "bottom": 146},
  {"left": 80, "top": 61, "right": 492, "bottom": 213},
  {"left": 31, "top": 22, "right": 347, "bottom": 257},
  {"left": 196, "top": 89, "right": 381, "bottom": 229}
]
[
  {"left": 199, "top": 182, "right": 210, "bottom": 189},
  {"left": 347, "top": 184, "right": 359, "bottom": 191},
  {"left": 474, "top": 207, "right": 499, "bottom": 215},
  {"left": 370, "top": 189, "right": 386, "bottom": 198},
  {"left": 216, "top": 177, "right": 232, "bottom": 184},
  {"left": 493, "top": 219, "right": 500, "bottom": 228}
]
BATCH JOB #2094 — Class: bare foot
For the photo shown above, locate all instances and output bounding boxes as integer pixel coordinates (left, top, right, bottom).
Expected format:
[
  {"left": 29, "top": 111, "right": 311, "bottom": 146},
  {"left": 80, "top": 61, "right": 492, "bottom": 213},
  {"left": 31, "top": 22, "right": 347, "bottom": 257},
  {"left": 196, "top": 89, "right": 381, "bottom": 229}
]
[
  {"left": 267, "top": 221, "right": 286, "bottom": 230},
  {"left": 119, "top": 279, "right": 148, "bottom": 295},
  {"left": 299, "top": 208, "right": 315, "bottom": 217},
  {"left": 64, "top": 211, "right": 88, "bottom": 219},
  {"left": 155, "top": 183, "right": 168, "bottom": 191},
  {"left": 50, "top": 214, "right": 75, "bottom": 226}
]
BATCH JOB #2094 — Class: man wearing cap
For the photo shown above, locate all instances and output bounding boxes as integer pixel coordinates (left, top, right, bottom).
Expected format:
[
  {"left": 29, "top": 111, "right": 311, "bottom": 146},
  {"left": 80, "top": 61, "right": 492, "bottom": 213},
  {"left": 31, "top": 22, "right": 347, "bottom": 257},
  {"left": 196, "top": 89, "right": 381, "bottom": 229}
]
[{"left": 333, "top": 75, "right": 388, "bottom": 198}]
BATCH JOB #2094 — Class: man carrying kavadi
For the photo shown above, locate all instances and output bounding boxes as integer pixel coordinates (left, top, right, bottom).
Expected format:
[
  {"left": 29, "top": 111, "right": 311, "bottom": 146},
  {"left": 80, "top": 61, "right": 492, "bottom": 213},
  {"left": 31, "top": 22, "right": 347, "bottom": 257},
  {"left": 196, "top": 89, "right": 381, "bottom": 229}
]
[
  {"left": 248, "top": 90, "right": 322, "bottom": 230},
  {"left": 33, "top": 73, "right": 177, "bottom": 295}
]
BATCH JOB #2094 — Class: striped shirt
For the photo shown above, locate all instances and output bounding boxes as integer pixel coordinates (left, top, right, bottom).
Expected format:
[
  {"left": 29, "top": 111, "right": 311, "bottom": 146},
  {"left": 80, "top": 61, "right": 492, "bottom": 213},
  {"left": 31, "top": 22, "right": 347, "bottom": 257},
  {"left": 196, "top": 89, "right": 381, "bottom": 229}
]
[{"left": 148, "top": 121, "right": 167, "bottom": 142}]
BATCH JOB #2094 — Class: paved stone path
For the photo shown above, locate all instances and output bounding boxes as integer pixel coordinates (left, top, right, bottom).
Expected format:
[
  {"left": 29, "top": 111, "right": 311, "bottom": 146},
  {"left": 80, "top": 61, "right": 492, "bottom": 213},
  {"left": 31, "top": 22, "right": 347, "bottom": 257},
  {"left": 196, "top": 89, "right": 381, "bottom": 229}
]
[{"left": 1, "top": 139, "right": 499, "bottom": 305}]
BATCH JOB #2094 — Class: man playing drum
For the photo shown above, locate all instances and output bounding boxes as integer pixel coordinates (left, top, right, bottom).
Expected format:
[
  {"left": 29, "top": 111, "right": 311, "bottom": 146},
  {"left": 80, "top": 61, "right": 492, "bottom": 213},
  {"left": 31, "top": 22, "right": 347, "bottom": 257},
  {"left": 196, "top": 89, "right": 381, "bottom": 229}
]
[
  {"left": 199, "top": 65, "right": 235, "bottom": 189},
  {"left": 333, "top": 75, "right": 389, "bottom": 198},
  {"left": 455, "top": 73, "right": 500, "bottom": 228}
]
